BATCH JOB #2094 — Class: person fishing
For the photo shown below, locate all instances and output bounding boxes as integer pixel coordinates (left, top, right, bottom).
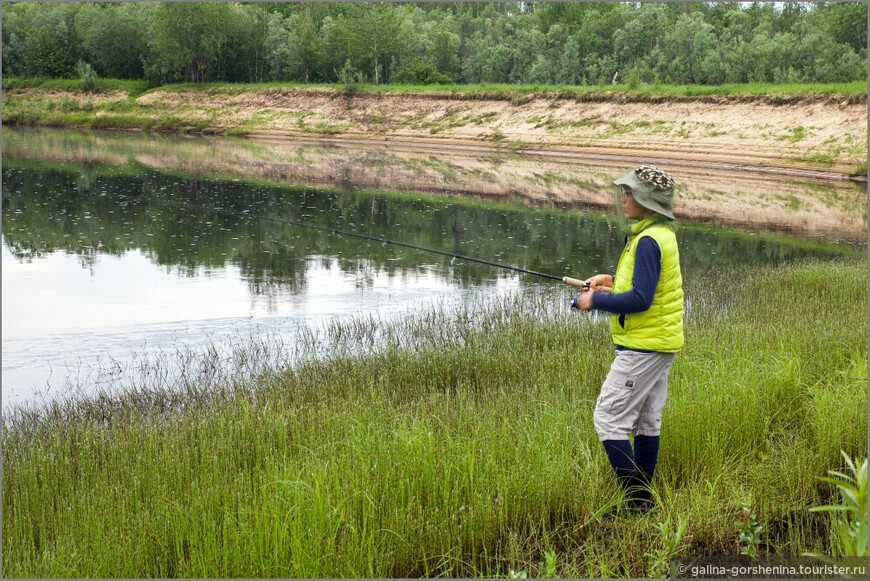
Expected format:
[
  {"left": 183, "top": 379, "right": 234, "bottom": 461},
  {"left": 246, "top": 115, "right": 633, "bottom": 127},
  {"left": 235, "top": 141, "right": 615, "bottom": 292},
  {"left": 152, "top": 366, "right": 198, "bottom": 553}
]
[{"left": 571, "top": 164, "right": 684, "bottom": 514}]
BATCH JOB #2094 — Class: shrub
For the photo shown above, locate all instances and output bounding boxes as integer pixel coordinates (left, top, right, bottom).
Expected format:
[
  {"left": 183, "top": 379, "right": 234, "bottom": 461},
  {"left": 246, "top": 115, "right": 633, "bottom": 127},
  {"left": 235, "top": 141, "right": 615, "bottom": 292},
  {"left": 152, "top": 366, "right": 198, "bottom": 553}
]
[
  {"left": 76, "top": 61, "right": 98, "bottom": 92},
  {"left": 627, "top": 65, "right": 641, "bottom": 90},
  {"left": 395, "top": 59, "right": 453, "bottom": 85},
  {"left": 336, "top": 59, "right": 365, "bottom": 91}
]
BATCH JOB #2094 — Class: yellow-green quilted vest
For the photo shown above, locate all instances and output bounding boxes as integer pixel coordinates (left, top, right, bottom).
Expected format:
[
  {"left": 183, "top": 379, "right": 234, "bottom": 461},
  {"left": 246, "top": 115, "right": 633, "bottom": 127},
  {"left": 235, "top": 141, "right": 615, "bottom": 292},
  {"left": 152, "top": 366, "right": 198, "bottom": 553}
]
[{"left": 609, "top": 216, "right": 684, "bottom": 352}]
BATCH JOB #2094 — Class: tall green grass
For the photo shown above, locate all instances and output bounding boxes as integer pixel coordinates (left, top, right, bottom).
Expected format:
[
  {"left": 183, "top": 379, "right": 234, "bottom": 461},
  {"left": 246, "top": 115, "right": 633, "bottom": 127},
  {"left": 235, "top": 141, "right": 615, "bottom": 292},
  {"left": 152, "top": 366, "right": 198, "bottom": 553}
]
[
  {"left": 1, "top": 77, "right": 151, "bottom": 96},
  {"left": 2, "top": 257, "right": 866, "bottom": 577},
  {"left": 352, "top": 80, "right": 868, "bottom": 99},
  {"left": 15, "top": 78, "right": 853, "bottom": 99}
]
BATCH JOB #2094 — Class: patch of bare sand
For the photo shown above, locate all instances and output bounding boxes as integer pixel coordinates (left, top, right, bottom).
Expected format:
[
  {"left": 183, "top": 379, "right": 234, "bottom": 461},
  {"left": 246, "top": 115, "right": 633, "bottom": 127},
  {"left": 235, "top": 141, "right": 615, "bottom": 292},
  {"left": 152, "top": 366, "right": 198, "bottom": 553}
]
[{"left": 137, "top": 88, "right": 866, "bottom": 176}]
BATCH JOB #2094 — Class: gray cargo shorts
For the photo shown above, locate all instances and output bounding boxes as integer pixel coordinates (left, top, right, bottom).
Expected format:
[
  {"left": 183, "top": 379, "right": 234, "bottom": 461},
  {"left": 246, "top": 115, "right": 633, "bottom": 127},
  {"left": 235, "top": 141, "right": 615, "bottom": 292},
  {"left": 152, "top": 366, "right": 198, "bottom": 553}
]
[{"left": 593, "top": 349, "right": 675, "bottom": 441}]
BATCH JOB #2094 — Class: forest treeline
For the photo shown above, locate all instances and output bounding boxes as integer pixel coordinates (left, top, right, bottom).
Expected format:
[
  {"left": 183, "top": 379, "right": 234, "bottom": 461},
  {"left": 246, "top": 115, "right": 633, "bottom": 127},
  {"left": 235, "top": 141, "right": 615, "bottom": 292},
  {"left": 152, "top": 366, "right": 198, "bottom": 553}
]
[{"left": 2, "top": 2, "right": 866, "bottom": 88}]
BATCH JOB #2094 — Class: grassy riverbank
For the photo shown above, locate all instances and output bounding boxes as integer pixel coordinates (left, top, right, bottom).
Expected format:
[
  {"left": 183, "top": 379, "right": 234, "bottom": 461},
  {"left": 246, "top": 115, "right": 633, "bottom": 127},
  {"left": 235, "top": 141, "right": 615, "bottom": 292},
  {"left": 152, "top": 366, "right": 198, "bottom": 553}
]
[
  {"left": 3, "top": 79, "right": 866, "bottom": 179},
  {"left": 2, "top": 79, "right": 865, "bottom": 136},
  {"left": 3, "top": 77, "right": 865, "bottom": 97},
  {"left": 2, "top": 257, "right": 867, "bottom": 577}
]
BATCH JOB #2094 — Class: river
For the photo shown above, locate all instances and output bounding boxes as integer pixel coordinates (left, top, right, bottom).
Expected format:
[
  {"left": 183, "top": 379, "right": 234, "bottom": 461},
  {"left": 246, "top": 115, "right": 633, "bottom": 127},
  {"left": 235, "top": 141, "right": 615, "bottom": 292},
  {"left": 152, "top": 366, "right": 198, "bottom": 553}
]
[{"left": 2, "top": 128, "right": 864, "bottom": 410}]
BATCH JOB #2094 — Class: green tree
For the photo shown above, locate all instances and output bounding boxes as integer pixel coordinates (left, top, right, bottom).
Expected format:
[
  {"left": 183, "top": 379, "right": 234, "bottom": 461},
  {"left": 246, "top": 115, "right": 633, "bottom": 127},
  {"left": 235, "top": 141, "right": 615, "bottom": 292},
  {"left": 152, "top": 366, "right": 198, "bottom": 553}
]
[
  {"left": 429, "top": 28, "right": 461, "bottom": 82},
  {"left": 288, "top": 6, "right": 323, "bottom": 82},
  {"left": 318, "top": 15, "right": 346, "bottom": 82},
  {"left": 1, "top": 1, "right": 866, "bottom": 87},
  {"left": 722, "top": 7, "right": 754, "bottom": 43},
  {"left": 1, "top": 3, "right": 32, "bottom": 76},
  {"left": 2, "top": 32, "right": 26, "bottom": 77},
  {"left": 17, "top": 3, "right": 80, "bottom": 78},
  {"left": 614, "top": 2, "right": 668, "bottom": 72},
  {"left": 796, "top": 26, "right": 865, "bottom": 83},
  {"left": 482, "top": 43, "right": 513, "bottom": 83},
  {"left": 509, "top": 22, "right": 545, "bottom": 83},
  {"left": 344, "top": 2, "right": 402, "bottom": 84},
  {"left": 390, "top": 2, "right": 429, "bottom": 74},
  {"left": 660, "top": 12, "right": 718, "bottom": 84},
  {"left": 226, "top": 3, "right": 270, "bottom": 84},
  {"left": 535, "top": 1, "right": 603, "bottom": 35},
  {"left": 743, "top": 2, "right": 776, "bottom": 34},
  {"left": 460, "top": 34, "right": 488, "bottom": 84},
  {"left": 24, "top": 22, "right": 76, "bottom": 78},
  {"left": 774, "top": 2, "right": 806, "bottom": 35},
  {"left": 264, "top": 12, "right": 292, "bottom": 81},
  {"left": 74, "top": 3, "right": 150, "bottom": 79},
  {"left": 821, "top": 1, "right": 867, "bottom": 53},
  {"left": 147, "top": 2, "right": 235, "bottom": 83},
  {"left": 741, "top": 27, "right": 801, "bottom": 83},
  {"left": 558, "top": 36, "right": 582, "bottom": 85},
  {"left": 574, "top": 3, "right": 629, "bottom": 73},
  {"left": 527, "top": 54, "right": 553, "bottom": 84},
  {"left": 538, "top": 23, "right": 567, "bottom": 84}
]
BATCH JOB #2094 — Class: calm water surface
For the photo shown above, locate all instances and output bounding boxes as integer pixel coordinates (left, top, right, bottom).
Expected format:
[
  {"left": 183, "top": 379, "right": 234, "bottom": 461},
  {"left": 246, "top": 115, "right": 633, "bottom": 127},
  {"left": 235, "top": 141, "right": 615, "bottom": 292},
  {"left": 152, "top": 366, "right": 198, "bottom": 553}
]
[{"left": 2, "top": 130, "right": 862, "bottom": 410}]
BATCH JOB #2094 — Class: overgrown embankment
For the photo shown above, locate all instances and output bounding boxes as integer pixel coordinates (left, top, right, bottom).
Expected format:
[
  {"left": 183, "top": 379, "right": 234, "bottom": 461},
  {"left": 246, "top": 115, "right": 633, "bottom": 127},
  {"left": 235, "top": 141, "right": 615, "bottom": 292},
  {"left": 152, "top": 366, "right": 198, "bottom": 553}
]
[
  {"left": 3, "top": 257, "right": 866, "bottom": 577},
  {"left": 2, "top": 81, "right": 867, "bottom": 176}
]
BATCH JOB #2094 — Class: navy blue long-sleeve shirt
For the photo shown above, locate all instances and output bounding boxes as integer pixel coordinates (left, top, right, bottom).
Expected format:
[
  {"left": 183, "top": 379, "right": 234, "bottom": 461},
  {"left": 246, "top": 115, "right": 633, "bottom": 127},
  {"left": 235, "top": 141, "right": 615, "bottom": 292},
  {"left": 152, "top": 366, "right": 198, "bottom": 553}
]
[{"left": 591, "top": 236, "right": 661, "bottom": 315}]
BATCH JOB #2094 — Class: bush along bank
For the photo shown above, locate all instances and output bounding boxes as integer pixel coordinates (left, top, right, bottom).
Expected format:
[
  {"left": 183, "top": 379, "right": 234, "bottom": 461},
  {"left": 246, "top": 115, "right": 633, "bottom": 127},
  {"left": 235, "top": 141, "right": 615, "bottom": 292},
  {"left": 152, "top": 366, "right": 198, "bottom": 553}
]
[{"left": 2, "top": 257, "right": 867, "bottom": 577}]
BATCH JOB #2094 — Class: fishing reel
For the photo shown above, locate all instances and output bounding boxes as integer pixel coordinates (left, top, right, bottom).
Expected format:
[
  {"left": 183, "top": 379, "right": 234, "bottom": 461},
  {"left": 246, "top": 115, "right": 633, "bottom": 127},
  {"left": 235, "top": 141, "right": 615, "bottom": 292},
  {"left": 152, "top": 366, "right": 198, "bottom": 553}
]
[{"left": 563, "top": 277, "right": 590, "bottom": 310}]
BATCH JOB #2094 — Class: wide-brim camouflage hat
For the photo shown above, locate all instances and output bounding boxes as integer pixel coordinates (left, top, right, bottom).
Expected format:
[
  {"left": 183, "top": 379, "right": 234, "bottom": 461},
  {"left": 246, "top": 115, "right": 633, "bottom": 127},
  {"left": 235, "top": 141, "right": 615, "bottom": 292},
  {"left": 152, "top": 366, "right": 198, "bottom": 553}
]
[{"left": 613, "top": 165, "right": 676, "bottom": 220}]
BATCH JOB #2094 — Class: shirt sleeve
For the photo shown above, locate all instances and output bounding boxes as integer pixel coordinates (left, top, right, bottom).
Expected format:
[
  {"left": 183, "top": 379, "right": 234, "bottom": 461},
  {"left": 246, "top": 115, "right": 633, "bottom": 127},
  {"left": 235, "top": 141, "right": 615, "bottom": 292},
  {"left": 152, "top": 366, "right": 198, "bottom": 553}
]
[{"left": 591, "top": 236, "right": 661, "bottom": 315}]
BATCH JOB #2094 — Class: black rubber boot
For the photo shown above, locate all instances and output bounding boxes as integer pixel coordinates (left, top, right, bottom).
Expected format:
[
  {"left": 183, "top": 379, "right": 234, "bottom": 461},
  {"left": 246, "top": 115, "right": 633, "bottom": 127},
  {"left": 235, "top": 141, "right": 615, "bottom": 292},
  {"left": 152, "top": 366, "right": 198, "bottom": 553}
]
[
  {"left": 603, "top": 469, "right": 652, "bottom": 516},
  {"left": 623, "top": 470, "right": 652, "bottom": 511},
  {"left": 624, "top": 468, "right": 655, "bottom": 512}
]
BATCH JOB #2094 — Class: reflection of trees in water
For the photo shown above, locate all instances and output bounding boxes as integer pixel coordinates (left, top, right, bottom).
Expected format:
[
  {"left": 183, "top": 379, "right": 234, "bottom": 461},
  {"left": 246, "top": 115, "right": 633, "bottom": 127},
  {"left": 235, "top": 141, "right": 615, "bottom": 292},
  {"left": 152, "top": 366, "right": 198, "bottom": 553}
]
[
  {"left": 77, "top": 246, "right": 99, "bottom": 275},
  {"left": 1, "top": 163, "right": 857, "bottom": 301}
]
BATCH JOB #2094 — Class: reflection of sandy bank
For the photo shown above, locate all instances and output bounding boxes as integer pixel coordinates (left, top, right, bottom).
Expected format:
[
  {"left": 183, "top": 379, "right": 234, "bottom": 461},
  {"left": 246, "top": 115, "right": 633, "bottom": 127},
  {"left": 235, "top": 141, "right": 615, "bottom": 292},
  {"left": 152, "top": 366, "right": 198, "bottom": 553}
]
[{"left": 4, "top": 128, "right": 866, "bottom": 242}]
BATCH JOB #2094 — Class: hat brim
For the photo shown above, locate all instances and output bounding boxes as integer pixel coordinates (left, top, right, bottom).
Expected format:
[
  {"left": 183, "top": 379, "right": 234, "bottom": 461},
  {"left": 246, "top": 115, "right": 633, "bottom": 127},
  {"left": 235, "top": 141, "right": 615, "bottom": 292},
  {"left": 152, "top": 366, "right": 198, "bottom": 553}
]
[{"left": 613, "top": 171, "right": 675, "bottom": 220}]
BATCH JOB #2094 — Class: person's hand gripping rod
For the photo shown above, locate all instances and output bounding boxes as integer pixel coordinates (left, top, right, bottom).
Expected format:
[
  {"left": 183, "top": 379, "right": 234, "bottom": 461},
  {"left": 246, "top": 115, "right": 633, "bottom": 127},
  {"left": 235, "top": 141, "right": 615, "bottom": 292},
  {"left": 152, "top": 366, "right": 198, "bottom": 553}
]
[
  {"left": 562, "top": 276, "right": 590, "bottom": 290},
  {"left": 564, "top": 274, "right": 615, "bottom": 310},
  {"left": 564, "top": 276, "right": 590, "bottom": 310}
]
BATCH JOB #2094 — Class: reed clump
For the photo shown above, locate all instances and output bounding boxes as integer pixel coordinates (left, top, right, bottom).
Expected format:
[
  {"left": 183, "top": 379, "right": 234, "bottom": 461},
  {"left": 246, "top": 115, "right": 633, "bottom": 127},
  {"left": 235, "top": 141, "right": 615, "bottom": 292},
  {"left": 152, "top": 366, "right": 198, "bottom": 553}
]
[{"left": 2, "top": 257, "right": 866, "bottom": 577}]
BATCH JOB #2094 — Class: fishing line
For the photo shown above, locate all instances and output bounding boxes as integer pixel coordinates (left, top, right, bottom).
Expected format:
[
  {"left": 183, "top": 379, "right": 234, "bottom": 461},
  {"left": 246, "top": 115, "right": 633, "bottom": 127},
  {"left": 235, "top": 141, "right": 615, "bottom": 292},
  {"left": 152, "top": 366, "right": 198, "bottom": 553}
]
[
  {"left": 130, "top": 193, "right": 589, "bottom": 288},
  {"left": 184, "top": 200, "right": 567, "bottom": 281}
]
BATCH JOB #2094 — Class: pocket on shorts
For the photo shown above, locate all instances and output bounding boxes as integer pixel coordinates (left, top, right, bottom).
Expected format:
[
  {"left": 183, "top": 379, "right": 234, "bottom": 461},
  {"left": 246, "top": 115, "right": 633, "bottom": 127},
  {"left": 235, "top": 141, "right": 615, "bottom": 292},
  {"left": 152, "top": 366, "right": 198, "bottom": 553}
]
[
  {"left": 605, "top": 380, "right": 637, "bottom": 414},
  {"left": 600, "top": 353, "right": 638, "bottom": 415}
]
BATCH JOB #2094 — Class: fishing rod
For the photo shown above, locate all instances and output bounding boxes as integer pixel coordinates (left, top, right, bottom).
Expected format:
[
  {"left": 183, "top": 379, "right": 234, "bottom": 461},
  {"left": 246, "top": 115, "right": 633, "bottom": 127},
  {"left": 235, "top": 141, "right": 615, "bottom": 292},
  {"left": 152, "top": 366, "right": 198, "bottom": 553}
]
[{"left": 176, "top": 199, "right": 591, "bottom": 290}]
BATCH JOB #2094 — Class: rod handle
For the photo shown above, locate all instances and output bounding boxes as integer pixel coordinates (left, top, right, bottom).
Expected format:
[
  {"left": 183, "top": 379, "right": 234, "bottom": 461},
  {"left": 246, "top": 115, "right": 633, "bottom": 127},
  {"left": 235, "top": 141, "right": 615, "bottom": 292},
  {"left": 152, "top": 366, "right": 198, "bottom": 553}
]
[{"left": 562, "top": 276, "right": 590, "bottom": 290}]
